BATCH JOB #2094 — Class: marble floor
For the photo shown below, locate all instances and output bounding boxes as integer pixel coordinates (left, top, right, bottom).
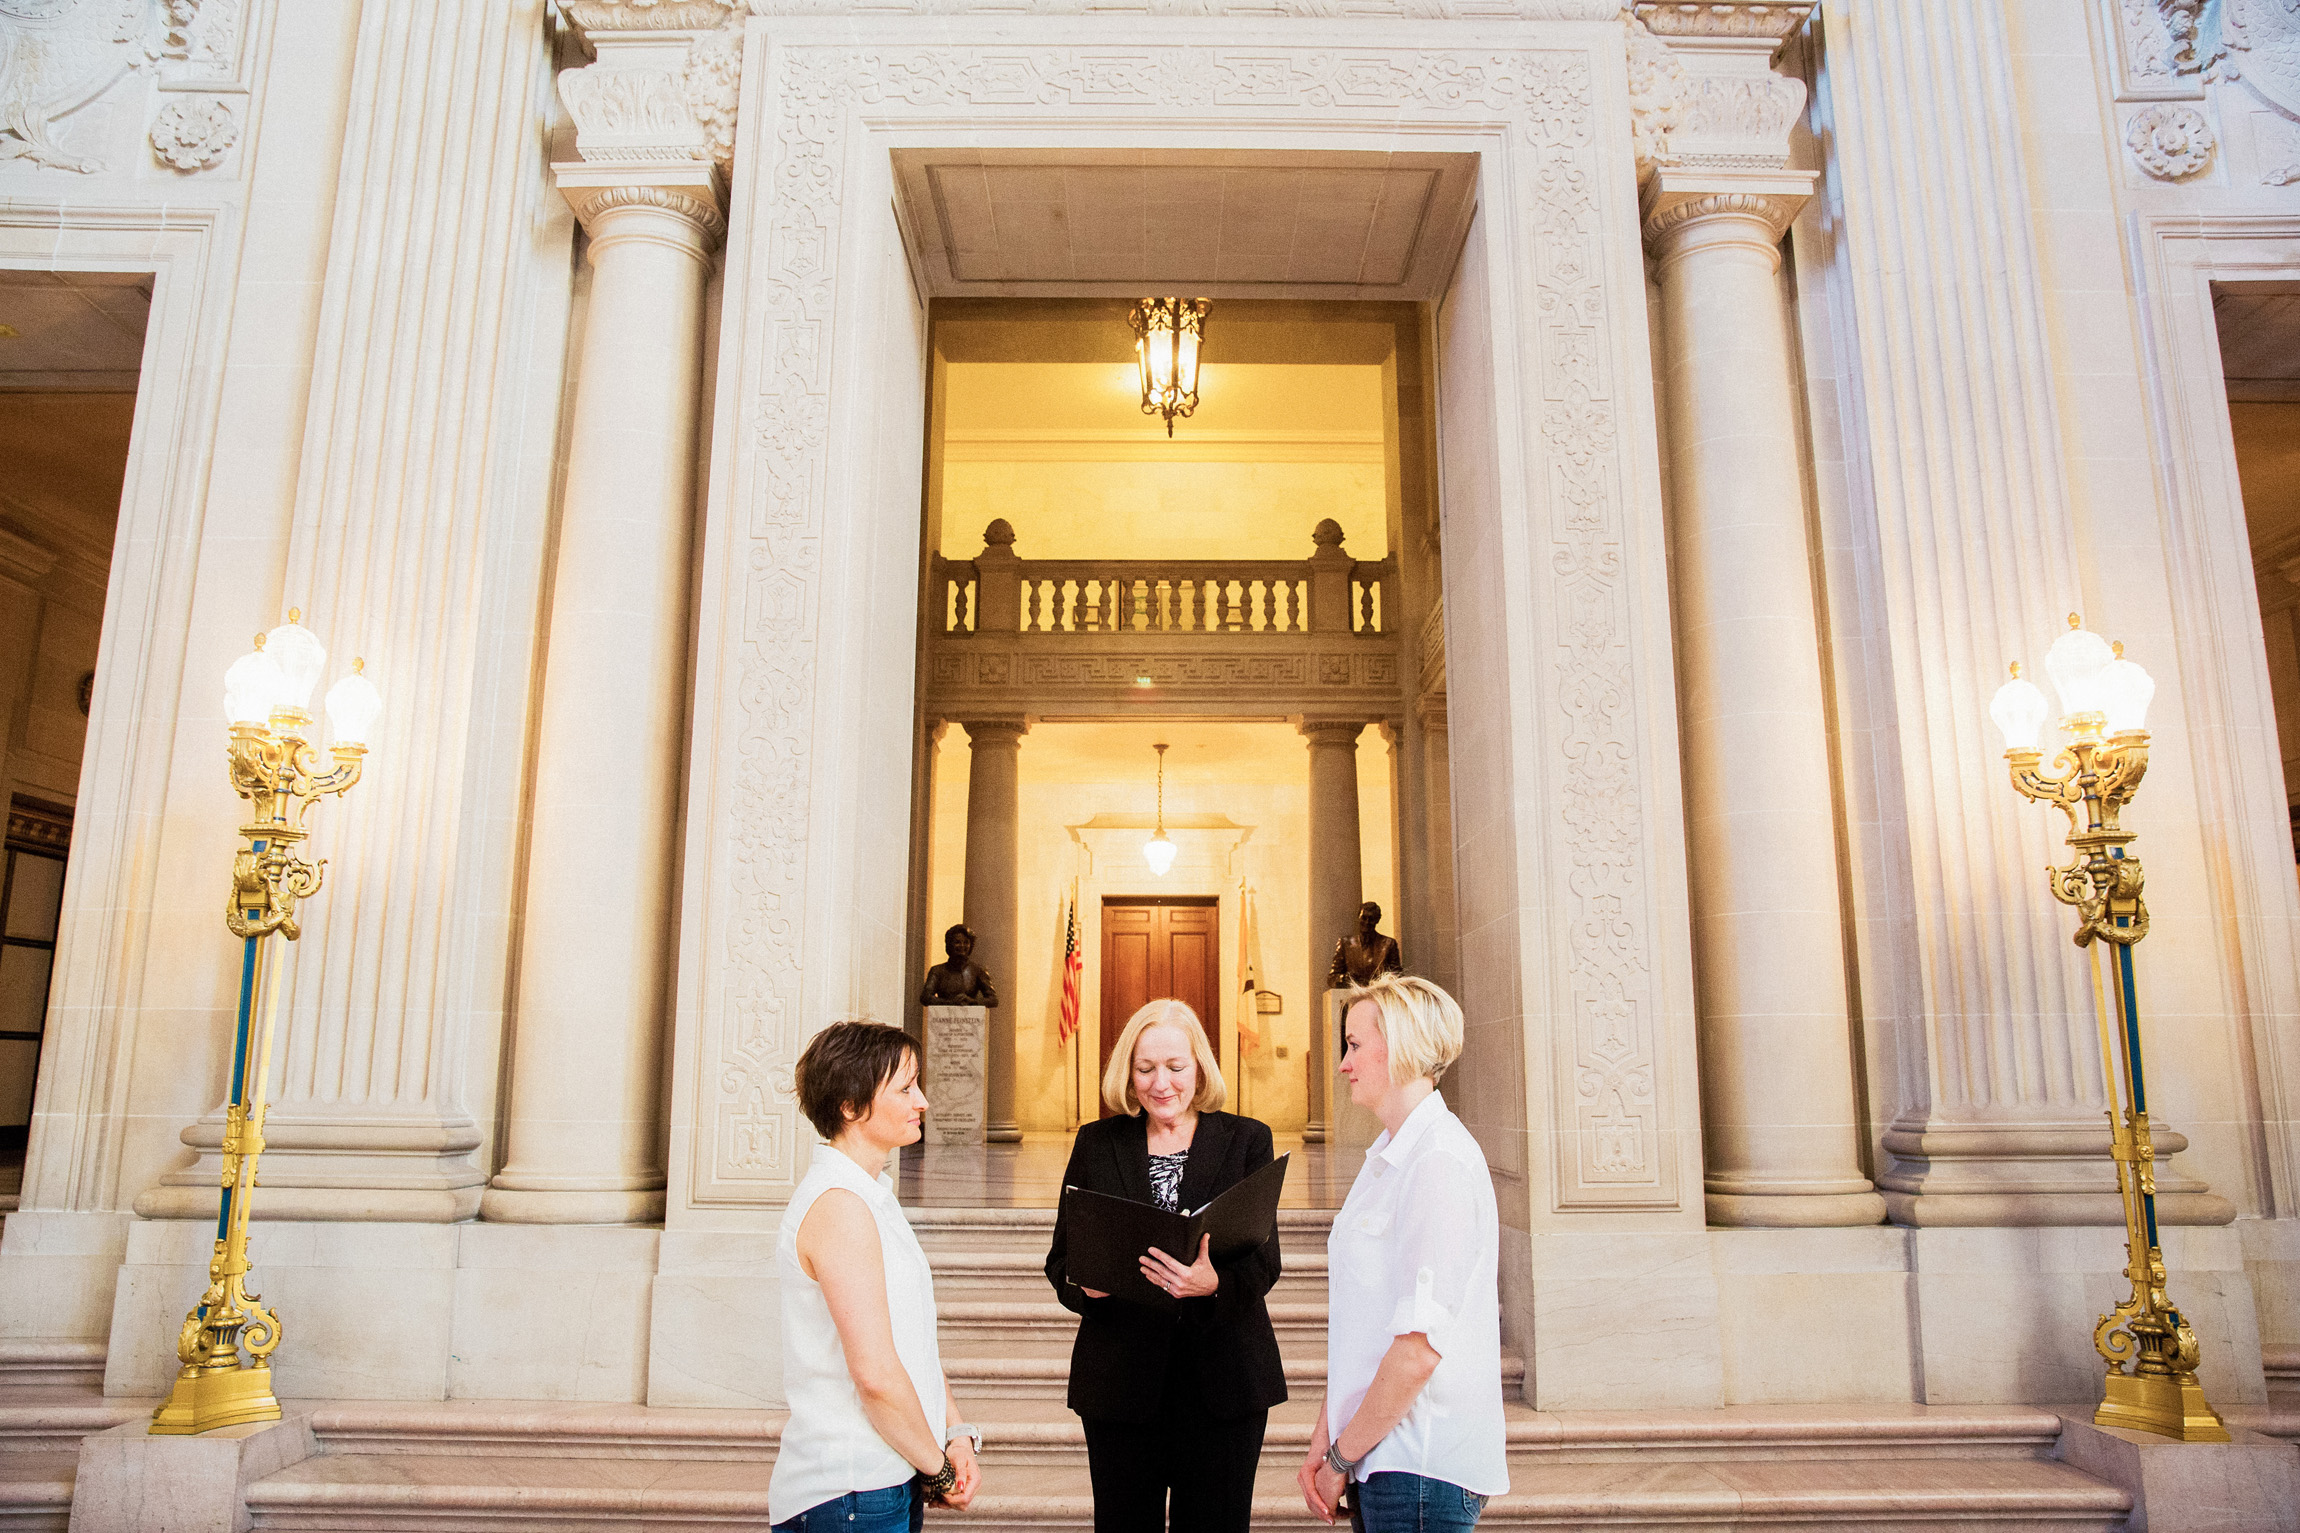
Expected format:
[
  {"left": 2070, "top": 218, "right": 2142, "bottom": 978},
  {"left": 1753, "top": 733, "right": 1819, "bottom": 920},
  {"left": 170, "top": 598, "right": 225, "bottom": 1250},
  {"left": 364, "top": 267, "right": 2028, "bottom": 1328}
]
[{"left": 898, "top": 1132, "right": 1363, "bottom": 1208}]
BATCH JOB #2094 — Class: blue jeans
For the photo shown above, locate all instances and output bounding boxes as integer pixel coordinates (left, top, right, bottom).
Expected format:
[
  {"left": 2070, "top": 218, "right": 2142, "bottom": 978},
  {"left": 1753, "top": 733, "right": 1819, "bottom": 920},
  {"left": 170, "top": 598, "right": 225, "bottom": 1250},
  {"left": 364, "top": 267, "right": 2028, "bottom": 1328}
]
[
  {"left": 1354, "top": 1471, "right": 1487, "bottom": 1533},
  {"left": 772, "top": 1481, "right": 923, "bottom": 1533}
]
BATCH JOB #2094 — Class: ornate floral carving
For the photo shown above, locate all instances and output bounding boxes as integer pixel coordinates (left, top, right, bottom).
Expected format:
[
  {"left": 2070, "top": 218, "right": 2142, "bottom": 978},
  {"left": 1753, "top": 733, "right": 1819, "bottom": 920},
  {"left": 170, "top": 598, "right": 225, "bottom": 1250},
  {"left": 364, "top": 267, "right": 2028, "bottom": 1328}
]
[
  {"left": 0, "top": 0, "right": 146, "bottom": 172},
  {"left": 147, "top": 93, "right": 235, "bottom": 169},
  {"left": 686, "top": 22, "right": 743, "bottom": 166},
  {"left": 560, "top": 63, "right": 709, "bottom": 161},
  {"left": 706, "top": 40, "right": 1671, "bottom": 1207},
  {"left": 2159, "top": 0, "right": 2209, "bottom": 68},
  {"left": 2126, "top": 102, "right": 2217, "bottom": 176},
  {"left": 564, "top": 181, "right": 727, "bottom": 240},
  {"left": 1632, "top": 0, "right": 1814, "bottom": 38},
  {"left": 567, "top": 0, "right": 738, "bottom": 27},
  {"left": 1625, "top": 5, "right": 1686, "bottom": 174}
]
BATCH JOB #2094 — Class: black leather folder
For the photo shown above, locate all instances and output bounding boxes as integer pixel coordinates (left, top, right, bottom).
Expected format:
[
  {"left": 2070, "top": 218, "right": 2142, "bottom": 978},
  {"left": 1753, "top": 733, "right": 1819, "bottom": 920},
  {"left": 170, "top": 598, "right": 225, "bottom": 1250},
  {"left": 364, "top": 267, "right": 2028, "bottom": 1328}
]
[{"left": 1060, "top": 1152, "right": 1290, "bottom": 1311}]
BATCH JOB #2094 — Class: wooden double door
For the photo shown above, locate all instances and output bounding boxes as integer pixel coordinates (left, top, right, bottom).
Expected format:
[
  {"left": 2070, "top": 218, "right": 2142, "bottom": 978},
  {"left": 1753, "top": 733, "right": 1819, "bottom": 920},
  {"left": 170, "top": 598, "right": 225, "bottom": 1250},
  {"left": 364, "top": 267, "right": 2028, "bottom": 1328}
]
[{"left": 1098, "top": 896, "right": 1220, "bottom": 1116}]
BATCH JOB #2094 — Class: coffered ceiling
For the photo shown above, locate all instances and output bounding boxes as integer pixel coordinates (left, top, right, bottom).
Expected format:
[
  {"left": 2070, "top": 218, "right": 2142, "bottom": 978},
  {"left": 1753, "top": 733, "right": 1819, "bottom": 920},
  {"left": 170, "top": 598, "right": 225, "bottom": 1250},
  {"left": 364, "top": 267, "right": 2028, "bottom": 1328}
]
[{"left": 893, "top": 149, "right": 1479, "bottom": 300}]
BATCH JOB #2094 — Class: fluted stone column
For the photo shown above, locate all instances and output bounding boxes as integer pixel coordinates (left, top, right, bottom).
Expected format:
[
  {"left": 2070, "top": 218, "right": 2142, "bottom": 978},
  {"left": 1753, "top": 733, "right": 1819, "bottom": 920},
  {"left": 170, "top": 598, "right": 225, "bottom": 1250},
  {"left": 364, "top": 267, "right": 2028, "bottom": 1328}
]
[
  {"left": 1817, "top": 0, "right": 2230, "bottom": 1224},
  {"left": 1302, "top": 718, "right": 1366, "bottom": 1145},
  {"left": 137, "top": 0, "right": 560, "bottom": 1223},
  {"left": 1646, "top": 172, "right": 1884, "bottom": 1229},
  {"left": 961, "top": 719, "right": 1027, "bottom": 1144},
  {"left": 482, "top": 165, "right": 722, "bottom": 1224}
]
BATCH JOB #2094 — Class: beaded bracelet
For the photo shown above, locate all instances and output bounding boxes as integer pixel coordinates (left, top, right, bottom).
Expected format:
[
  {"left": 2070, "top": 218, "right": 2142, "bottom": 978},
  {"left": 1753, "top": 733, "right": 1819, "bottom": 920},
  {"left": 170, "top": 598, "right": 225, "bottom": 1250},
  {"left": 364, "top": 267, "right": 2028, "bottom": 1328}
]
[{"left": 918, "top": 1453, "right": 958, "bottom": 1503}]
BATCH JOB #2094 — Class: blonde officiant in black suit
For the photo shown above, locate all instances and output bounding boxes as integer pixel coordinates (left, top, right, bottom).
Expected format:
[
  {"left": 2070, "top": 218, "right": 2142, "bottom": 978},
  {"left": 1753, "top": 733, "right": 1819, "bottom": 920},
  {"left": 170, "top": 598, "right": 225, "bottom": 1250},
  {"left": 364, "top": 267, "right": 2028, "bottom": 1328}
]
[{"left": 1043, "top": 999, "right": 1287, "bottom": 1533}]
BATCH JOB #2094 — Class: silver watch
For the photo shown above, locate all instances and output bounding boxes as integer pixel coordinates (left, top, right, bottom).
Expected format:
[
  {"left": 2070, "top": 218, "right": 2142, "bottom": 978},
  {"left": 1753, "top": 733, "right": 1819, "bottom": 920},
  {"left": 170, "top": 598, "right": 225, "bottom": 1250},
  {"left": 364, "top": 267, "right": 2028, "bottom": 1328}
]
[{"left": 945, "top": 1423, "right": 983, "bottom": 1453}]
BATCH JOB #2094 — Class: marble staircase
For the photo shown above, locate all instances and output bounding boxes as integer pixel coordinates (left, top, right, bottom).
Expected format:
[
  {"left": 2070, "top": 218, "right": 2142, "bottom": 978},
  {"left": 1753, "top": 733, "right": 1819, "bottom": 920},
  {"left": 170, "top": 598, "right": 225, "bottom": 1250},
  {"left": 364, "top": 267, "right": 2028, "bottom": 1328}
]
[{"left": 0, "top": 1206, "right": 2162, "bottom": 1528}]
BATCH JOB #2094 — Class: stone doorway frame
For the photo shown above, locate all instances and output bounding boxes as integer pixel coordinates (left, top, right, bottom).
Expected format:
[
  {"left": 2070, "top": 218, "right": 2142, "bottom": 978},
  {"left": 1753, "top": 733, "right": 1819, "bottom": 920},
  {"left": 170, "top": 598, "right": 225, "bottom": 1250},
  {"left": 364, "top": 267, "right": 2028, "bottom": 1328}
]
[
  {"left": 2132, "top": 213, "right": 2300, "bottom": 1222},
  {"left": 665, "top": 14, "right": 1705, "bottom": 1264}
]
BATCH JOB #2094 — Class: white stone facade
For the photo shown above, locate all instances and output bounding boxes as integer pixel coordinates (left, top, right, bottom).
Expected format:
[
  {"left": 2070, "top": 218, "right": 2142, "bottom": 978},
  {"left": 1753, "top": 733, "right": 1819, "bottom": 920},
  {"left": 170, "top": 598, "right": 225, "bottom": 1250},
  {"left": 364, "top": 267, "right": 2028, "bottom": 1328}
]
[{"left": 0, "top": 0, "right": 2295, "bottom": 1427}]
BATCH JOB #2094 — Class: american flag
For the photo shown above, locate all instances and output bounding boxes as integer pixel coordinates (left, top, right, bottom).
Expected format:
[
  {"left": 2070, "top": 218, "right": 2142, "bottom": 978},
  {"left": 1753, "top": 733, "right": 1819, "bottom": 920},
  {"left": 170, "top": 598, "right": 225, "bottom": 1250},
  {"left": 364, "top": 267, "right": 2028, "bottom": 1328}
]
[{"left": 1058, "top": 885, "right": 1084, "bottom": 1046}]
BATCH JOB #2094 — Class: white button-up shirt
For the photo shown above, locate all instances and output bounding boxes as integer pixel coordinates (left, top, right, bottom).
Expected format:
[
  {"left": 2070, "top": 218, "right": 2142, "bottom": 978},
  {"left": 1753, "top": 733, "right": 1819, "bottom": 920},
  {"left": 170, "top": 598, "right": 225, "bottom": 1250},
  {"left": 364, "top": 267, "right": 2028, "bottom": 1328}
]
[{"left": 1326, "top": 1089, "right": 1508, "bottom": 1495}]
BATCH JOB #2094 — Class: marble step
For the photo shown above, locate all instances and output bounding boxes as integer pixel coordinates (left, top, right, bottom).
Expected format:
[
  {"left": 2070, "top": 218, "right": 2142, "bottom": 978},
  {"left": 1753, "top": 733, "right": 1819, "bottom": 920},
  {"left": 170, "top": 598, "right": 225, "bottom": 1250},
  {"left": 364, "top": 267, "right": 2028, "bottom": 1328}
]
[
  {"left": 938, "top": 1347, "right": 1525, "bottom": 1402},
  {"left": 906, "top": 1205, "right": 1336, "bottom": 1254},
  {"left": 0, "top": 1453, "right": 73, "bottom": 1533},
  {"left": 936, "top": 1298, "right": 1329, "bottom": 1344},
  {"left": 0, "top": 1346, "right": 104, "bottom": 1394},
  {"left": 301, "top": 1398, "right": 2071, "bottom": 1473},
  {"left": 241, "top": 1450, "right": 2129, "bottom": 1531},
  {"left": 0, "top": 1390, "right": 150, "bottom": 1453},
  {"left": 929, "top": 1246, "right": 1329, "bottom": 1301}
]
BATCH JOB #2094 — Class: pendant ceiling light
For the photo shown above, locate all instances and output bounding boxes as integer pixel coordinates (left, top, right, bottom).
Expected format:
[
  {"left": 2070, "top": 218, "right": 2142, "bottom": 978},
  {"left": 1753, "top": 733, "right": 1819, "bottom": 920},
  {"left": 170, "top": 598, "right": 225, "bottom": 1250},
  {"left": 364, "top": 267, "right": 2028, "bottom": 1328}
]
[
  {"left": 1143, "top": 742, "right": 1177, "bottom": 876},
  {"left": 1129, "top": 298, "right": 1209, "bottom": 437}
]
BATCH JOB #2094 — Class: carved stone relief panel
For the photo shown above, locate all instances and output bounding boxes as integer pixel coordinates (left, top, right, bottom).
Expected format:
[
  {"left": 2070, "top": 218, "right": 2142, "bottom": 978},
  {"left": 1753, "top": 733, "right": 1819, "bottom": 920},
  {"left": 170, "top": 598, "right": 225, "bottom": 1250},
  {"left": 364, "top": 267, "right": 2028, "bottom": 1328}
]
[
  {"left": 689, "top": 27, "right": 1687, "bottom": 1214},
  {"left": 0, "top": 0, "right": 256, "bottom": 175}
]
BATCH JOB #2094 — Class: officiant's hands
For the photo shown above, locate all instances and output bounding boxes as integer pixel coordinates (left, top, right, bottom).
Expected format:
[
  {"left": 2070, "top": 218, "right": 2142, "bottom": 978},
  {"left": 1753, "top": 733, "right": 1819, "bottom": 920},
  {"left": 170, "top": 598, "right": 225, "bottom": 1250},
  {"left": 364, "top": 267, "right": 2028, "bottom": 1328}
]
[{"left": 1140, "top": 1234, "right": 1219, "bottom": 1299}]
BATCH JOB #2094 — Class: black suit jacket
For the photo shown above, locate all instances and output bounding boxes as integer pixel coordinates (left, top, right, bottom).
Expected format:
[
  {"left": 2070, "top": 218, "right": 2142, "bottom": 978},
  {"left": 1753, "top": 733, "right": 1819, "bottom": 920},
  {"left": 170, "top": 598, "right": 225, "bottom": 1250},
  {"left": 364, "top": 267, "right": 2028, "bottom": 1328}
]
[{"left": 1044, "top": 1110, "right": 1288, "bottom": 1423}]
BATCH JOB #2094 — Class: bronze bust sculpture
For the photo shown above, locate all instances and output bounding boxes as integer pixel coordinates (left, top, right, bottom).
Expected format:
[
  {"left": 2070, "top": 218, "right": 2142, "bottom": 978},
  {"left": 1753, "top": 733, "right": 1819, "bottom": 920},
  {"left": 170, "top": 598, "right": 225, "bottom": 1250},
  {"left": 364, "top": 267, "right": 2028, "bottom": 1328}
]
[
  {"left": 1328, "top": 901, "right": 1404, "bottom": 988},
  {"left": 919, "top": 923, "right": 999, "bottom": 1007}
]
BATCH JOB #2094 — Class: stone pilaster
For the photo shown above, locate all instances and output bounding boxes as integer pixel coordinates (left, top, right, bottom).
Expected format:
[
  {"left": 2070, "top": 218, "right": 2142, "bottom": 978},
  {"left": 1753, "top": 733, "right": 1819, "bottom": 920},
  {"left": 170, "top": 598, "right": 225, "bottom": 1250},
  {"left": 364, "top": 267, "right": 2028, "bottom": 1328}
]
[
  {"left": 482, "top": 1, "right": 736, "bottom": 1224},
  {"left": 1815, "top": 0, "right": 2230, "bottom": 1225},
  {"left": 137, "top": 0, "right": 565, "bottom": 1223},
  {"left": 960, "top": 719, "right": 1027, "bottom": 1145}
]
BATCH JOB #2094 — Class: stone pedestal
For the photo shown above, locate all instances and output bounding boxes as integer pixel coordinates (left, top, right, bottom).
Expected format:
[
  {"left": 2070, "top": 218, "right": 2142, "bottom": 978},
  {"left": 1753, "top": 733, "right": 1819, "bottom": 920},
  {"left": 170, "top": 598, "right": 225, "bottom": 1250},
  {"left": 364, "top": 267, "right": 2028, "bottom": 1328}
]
[
  {"left": 2053, "top": 1413, "right": 2299, "bottom": 1531},
  {"left": 71, "top": 1413, "right": 314, "bottom": 1533},
  {"left": 924, "top": 1006, "right": 987, "bottom": 1147}
]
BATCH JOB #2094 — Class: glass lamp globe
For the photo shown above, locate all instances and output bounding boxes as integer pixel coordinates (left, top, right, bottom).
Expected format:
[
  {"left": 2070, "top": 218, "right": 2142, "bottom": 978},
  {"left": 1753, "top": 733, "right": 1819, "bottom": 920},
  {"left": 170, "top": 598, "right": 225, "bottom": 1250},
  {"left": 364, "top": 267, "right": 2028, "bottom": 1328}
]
[
  {"left": 324, "top": 661, "right": 384, "bottom": 747},
  {"left": 1989, "top": 665, "right": 2051, "bottom": 751},
  {"left": 2099, "top": 646, "right": 2156, "bottom": 735},
  {"left": 1143, "top": 832, "right": 1177, "bottom": 877},
  {"left": 263, "top": 615, "right": 328, "bottom": 711},
  {"left": 223, "top": 646, "right": 286, "bottom": 727},
  {"left": 2044, "top": 615, "right": 2115, "bottom": 721}
]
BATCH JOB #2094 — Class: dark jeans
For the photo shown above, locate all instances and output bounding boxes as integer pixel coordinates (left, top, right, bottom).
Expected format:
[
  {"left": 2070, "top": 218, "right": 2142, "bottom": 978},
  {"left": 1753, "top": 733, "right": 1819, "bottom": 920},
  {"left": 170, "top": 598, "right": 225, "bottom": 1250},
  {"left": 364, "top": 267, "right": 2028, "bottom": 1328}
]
[
  {"left": 1354, "top": 1471, "right": 1488, "bottom": 1533},
  {"left": 1080, "top": 1409, "right": 1267, "bottom": 1533},
  {"left": 771, "top": 1480, "right": 923, "bottom": 1533}
]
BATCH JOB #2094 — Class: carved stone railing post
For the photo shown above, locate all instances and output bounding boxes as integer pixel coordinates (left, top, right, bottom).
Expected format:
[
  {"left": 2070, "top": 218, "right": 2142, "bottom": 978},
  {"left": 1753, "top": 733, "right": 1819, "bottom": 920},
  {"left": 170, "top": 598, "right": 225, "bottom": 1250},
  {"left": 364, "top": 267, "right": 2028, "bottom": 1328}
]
[
  {"left": 1634, "top": 1, "right": 1886, "bottom": 1228},
  {"left": 976, "top": 519, "right": 1022, "bottom": 633},
  {"left": 1309, "top": 519, "right": 1354, "bottom": 634},
  {"left": 482, "top": 0, "right": 739, "bottom": 1225}
]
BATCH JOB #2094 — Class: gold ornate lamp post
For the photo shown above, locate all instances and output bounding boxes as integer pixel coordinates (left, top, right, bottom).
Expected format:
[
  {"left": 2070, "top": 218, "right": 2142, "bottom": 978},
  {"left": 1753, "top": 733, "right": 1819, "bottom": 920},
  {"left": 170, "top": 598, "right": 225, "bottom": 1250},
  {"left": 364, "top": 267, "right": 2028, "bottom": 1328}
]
[
  {"left": 1129, "top": 297, "right": 1209, "bottom": 436},
  {"left": 1988, "top": 615, "right": 2228, "bottom": 1443},
  {"left": 150, "top": 612, "right": 381, "bottom": 1436}
]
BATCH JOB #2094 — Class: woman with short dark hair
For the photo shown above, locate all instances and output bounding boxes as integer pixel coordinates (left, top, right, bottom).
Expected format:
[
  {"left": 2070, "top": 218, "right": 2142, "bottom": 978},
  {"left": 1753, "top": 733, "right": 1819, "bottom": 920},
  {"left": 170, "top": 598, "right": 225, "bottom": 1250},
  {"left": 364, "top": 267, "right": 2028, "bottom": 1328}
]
[{"left": 769, "top": 1021, "right": 982, "bottom": 1532}]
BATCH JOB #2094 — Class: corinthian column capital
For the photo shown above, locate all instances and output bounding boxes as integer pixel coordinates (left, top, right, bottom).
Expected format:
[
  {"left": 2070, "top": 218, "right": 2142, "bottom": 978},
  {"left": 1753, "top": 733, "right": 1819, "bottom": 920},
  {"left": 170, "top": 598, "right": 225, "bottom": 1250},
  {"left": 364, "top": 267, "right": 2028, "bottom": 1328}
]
[
  {"left": 557, "top": 1, "right": 743, "bottom": 169},
  {"left": 1626, "top": 0, "right": 1814, "bottom": 183},
  {"left": 1641, "top": 168, "right": 1817, "bottom": 262},
  {"left": 556, "top": 165, "right": 728, "bottom": 250}
]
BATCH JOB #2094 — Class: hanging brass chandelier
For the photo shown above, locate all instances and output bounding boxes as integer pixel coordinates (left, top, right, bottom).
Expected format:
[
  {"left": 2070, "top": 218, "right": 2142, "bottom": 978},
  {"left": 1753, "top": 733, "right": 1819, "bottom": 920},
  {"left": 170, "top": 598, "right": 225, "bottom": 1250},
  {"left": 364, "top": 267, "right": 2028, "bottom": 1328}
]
[{"left": 1129, "top": 298, "right": 1209, "bottom": 437}]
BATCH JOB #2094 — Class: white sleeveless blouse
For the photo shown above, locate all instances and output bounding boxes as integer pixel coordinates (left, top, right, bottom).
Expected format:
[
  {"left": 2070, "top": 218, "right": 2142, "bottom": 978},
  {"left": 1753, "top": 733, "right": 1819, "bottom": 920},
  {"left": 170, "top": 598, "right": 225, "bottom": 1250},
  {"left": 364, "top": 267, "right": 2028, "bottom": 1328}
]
[{"left": 767, "top": 1145, "right": 949, "bottom": 1525}]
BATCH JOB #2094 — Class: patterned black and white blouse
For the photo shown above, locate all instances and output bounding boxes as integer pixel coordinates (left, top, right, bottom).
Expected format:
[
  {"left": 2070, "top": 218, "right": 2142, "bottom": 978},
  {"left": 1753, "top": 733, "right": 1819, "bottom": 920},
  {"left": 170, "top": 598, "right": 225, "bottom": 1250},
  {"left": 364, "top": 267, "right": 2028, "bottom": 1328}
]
[{"left": 1147, "top": 1149, "right": 1189, "bottom": 1213}]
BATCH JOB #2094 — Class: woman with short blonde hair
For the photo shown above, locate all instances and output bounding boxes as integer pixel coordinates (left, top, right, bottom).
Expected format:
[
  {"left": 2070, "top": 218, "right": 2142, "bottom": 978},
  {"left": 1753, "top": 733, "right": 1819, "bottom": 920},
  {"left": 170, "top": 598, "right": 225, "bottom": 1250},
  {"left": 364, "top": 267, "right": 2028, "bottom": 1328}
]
[
  {"left": 1339, "top": 973, "right": 1464, "bottom": 1086},
  {"left": 1049, "top": 998, "right": 1284, "bottom": 1532},
  {"left": 1099, "top": 999, "right": 1227, "bottom": 1116},
  {"left": 1300, "top": 972, "right": 1504, "bottom": 1531}
]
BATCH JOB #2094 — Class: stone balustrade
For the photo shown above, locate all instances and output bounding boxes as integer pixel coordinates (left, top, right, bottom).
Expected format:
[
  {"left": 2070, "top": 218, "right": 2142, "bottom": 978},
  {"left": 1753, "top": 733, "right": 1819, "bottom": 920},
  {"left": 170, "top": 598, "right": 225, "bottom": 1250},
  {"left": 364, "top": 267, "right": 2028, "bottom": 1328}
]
[{"left": 925, "top": 518, "right": 1406, "bottom": 719}]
